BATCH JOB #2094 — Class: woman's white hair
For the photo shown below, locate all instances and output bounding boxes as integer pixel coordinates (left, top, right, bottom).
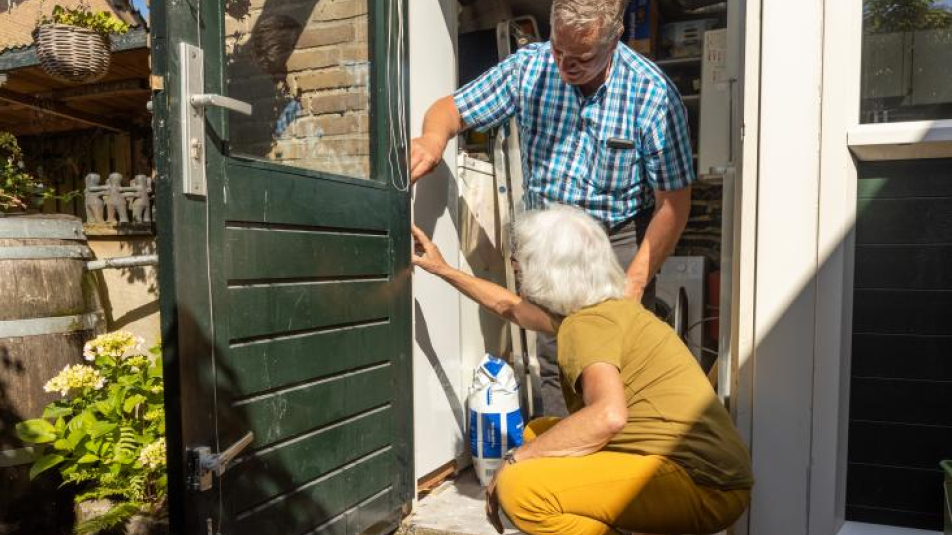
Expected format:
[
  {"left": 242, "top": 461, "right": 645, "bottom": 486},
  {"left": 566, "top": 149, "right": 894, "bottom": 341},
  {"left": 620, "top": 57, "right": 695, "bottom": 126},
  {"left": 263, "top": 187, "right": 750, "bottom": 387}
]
[
  {"left": 551, "top": 0, "right": 628, "bottom": 44},
  {"left": 514, "top": 205, "right": 627, "bottom": 317}
]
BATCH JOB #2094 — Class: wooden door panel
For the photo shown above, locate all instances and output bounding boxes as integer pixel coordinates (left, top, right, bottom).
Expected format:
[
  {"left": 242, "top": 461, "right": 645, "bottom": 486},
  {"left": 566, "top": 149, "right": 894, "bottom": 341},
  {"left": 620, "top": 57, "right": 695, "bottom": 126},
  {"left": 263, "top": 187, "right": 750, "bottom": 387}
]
[
  {"left": 233, "top": 363, "right": 394, "bottom": 447},
  {"left": 232, "top": 449, "right": 396, "bottom": 535},
  {"left": 227, "top": 281, "right": 391, "bottom": 342},
  {"left": 225, "top": 229, "right": 390, "bottom": 281},
  {"left": 227, "top": 406, "right": 394, "bottom": 512},
  {"left": 154, "top": 0, "right": 410, "bottom": 531},
  {"left": 224, "top": 165, "right": 391, "bottom": 232},
  {"left": 223, "top": 322, "right": 393, "bottom": 395}
]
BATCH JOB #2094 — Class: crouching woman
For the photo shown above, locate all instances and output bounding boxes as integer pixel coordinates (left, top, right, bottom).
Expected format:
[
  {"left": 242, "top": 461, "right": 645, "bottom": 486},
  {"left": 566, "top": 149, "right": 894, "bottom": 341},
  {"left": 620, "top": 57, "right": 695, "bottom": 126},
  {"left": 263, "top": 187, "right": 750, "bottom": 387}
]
[{"left": 411, "top": 205, "right": 753, "bottom": 535}]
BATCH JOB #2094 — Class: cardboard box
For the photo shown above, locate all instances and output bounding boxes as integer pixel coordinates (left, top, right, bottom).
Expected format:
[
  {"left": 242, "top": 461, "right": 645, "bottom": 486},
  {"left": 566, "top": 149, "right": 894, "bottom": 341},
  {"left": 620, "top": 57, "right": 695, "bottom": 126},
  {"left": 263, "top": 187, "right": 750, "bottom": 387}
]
[
  {"left": 660, "top": 19, "right": 718, "bottom": 59},
  {"left": 623, "top": 0, "right": 659, "bottom": 58}
]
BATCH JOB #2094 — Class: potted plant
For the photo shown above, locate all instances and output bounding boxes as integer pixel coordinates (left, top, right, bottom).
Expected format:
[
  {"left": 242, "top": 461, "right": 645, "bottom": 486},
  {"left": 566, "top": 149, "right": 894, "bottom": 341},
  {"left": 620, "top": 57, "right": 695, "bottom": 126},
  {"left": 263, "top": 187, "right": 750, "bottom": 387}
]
[
  {"left": 15, "top": 331, "right": 168, "bottom": 535},
  {"left": 33, "top": 3, "right": 131, "bottom": 83}
]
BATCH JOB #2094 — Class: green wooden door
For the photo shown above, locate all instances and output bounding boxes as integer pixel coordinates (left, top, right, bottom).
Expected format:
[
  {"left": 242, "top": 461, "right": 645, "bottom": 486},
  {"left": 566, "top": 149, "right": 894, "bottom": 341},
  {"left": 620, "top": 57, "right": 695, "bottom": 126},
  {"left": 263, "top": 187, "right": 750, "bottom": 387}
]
[{"left": 151, "top": 1, "right": 412, "bottom": 534}]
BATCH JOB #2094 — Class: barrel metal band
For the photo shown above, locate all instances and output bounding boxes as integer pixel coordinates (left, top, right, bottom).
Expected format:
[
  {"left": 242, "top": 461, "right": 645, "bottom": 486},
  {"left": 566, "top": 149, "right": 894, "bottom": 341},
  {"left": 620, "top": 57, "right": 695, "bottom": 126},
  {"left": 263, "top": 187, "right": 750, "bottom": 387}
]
[
  {"left": 0, "top": 218, "right": 85, "bottom": 240},
  {"left": 0, "top": 245, "right": 92, "bottom": 260},
  {"left": 0, "top": 312, "right": 102, "bottom": 338},
  {"left": 0, "top": 447, "right": 36, "bottom": 468}
]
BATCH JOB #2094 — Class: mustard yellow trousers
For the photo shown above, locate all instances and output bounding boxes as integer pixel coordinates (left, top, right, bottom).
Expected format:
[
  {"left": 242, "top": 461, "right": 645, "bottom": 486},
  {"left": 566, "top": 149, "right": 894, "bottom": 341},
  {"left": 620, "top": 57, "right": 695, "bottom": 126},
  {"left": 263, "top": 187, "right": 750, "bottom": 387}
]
[{"left": 496, "top": 418, "right": 750, "bottom": 535}]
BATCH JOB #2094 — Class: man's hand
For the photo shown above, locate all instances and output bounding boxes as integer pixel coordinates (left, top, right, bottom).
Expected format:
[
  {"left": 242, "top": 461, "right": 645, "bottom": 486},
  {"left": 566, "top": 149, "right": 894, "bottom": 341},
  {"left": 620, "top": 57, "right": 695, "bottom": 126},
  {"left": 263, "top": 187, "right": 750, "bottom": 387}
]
[
  {"left": 411, "top": 225, "right": 449, "bottom": 275},
  {"left": 485, "top": 464, "right": 507, "bottom": 534},
  {"left": 410, "top": 134, "right": 446, "bottom": 183}
]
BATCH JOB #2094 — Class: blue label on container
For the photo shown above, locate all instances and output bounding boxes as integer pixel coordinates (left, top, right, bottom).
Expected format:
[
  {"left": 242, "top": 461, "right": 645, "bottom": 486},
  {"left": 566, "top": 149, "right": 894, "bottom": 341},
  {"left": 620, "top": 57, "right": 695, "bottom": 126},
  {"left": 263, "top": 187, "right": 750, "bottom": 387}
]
[
  {"left": 481, "top": 412, "right": 502, "bottom": 458},
  {"left": 469, "top": 409, "right": 479, "bottom": 455},
  {"left": 483, "top": 356, "right": 505, "bottom": 378},
  {"left": 506, "top": 409, "right": 524, "bottom": 450}
]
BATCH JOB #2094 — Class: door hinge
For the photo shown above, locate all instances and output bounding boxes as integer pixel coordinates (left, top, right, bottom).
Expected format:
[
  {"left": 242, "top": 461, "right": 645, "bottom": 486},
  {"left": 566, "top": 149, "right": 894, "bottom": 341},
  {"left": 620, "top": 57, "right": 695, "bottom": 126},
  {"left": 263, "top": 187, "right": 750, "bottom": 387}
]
[{"left": 187, "top": 432, "right": 255, "bottom": 492}]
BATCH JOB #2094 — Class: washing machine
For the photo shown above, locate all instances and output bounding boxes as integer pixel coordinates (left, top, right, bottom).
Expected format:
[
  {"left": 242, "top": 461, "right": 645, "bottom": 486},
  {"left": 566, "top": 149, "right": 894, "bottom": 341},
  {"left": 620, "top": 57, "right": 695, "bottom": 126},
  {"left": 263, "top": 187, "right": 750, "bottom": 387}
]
[{"left": 654, "top": 256, "right": 707, "bottom": 364}]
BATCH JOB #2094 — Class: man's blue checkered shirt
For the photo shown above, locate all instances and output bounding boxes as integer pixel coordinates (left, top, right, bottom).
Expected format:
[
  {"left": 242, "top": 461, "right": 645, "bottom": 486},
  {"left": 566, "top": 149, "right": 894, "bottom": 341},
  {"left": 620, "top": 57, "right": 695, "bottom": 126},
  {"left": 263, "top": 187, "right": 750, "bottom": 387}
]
[{"left": 454, "top": 42, "right": 696, "bottom": 227}]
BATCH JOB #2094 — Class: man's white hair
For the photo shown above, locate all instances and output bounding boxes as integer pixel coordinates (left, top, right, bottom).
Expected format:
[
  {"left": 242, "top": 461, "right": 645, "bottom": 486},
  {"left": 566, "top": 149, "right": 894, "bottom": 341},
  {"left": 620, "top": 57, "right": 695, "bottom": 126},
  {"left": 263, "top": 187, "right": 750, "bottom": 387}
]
[
  {"left": 551, "top": 0, "right": 627, "bottom": 44},
  {"left": 514, "top": 205, "right": 627, "bottom": 317}
]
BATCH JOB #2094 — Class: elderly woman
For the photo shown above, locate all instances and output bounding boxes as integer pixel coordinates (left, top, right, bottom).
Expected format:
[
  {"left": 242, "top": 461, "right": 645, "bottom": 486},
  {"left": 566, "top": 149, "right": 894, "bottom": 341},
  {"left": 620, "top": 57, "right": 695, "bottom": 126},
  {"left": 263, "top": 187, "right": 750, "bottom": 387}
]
[{"left": 411, "top": 206, "right": 753, "bottom": 535}]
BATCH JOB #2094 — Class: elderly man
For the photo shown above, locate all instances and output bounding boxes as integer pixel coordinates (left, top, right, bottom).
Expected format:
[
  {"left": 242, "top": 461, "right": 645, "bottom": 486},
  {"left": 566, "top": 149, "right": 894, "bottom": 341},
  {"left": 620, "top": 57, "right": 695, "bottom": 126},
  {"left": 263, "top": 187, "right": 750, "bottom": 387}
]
[
  {"left": 411, "top": 0, "right": 695, "bottom": 416},
  {"left": 411, "top": 207, "right": 752, "bottom": 535}
]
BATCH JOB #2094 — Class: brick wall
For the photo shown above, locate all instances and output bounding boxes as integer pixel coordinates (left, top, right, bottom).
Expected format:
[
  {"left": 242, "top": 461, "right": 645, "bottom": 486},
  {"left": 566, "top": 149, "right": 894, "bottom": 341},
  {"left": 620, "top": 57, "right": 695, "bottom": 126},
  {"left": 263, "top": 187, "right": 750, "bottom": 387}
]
[{"left": 225, "top": 0, "right": 371, "bottom": 179}]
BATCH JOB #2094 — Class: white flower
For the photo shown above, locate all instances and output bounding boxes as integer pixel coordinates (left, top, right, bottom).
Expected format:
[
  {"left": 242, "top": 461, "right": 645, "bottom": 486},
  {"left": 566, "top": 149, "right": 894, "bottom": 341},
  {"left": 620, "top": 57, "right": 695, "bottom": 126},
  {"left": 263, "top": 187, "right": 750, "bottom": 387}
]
[
  {"left": 138, "top": 439, "right": 166, "bottom": 469},
  {"left": 82, "top": 342, "right": 95, "bottom": 361},
  {"left": 83, "top": 331, "right": 143, "bottom": 360},
  {"left": 43, "top": 365, "right": 106, "bottom": 397}
]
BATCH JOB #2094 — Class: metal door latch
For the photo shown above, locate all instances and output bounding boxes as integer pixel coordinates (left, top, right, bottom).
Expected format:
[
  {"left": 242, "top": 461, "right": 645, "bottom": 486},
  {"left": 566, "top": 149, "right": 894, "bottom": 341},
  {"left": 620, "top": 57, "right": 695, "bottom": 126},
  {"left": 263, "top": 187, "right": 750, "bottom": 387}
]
[
  {"left": 179, "top": 42, "right": 253, "bottom": 197},
  {"left": 187, "top": 432, "right": 255, "bottom": 491}
]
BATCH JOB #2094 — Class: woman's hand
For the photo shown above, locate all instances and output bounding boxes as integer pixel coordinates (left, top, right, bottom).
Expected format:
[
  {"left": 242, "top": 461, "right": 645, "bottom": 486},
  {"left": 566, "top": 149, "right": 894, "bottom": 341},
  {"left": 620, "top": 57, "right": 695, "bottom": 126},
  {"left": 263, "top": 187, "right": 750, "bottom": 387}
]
[{"left": 412, "top": 225, "right": 449, "bottom": 276}]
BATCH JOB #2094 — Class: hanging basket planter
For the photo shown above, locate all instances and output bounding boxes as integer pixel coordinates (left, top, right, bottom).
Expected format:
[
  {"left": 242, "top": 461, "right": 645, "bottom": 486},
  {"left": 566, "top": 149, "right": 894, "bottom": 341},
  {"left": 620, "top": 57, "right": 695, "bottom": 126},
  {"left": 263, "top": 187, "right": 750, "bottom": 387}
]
[{"left": 33, "top": 24, "right": 111, "bottom": 84}]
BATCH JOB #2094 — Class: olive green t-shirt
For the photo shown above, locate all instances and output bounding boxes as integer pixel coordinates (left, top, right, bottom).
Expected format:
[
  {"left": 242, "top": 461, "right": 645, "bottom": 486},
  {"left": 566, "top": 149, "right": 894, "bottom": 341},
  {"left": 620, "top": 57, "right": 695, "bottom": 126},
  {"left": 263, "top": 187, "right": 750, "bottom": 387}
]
[{"left": 556, "top": 299, "right": 754, "bottom": 490}]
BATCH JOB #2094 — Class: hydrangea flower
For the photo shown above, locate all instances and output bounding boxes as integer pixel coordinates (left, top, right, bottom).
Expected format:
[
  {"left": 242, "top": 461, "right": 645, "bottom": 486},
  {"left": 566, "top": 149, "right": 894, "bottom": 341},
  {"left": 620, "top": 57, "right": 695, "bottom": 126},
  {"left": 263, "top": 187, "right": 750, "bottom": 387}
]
[
  {"left": 83, "top": 331, "right": 145, "bottom": 361},
  {"left": 124, "top": 355, "right": 150, "bottom": 372},
  {"left": 43, "top": 365, "right": 106, "bottom": 397},
  {"left": 139, "top": 438, "right": 166, "bottom": 469}
]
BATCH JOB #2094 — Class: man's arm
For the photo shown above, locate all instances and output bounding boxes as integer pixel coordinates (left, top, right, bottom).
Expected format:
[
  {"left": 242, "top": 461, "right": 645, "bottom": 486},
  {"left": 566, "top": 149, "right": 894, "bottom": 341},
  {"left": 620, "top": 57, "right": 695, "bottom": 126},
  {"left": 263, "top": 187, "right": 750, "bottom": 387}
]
[
  {"left": 411, "top": 49, "right": 525, "bottom": 183},
  {"left": 513, "top": 362, "right": 628, "bottom": 460},
  {"left": 629, "top": 80, "right": 697, "bottom": 301},
  {"left": 412, "top": 226, "right": 556, "bottom": 334},
  {"left": 625, "top": 186, "right": 692, "bottom": 301},
  {"left": 409, "top": 96, "right": 467, "bottom": 183}
]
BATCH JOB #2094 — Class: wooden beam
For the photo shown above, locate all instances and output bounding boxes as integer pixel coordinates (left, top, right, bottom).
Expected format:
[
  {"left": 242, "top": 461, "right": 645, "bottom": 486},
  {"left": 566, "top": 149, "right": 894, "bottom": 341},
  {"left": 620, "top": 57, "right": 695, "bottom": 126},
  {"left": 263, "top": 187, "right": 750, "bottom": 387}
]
[
  {"left": 0, "top": 28, "right": 149, "bottom": 72},
  {"left": 0, "top": 88, "right": 126, "bottom": 132},
  {"left": 35, "top": 78, "right": 150, "bottom": 101}
]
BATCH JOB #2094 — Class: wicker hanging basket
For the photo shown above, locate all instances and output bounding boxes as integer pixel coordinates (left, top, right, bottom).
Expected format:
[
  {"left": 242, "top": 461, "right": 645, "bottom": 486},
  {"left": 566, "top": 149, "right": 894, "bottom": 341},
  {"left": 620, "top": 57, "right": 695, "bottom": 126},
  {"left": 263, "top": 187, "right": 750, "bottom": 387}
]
[{"left": 33, "top": 24, "right": 111, "bottom": 84}]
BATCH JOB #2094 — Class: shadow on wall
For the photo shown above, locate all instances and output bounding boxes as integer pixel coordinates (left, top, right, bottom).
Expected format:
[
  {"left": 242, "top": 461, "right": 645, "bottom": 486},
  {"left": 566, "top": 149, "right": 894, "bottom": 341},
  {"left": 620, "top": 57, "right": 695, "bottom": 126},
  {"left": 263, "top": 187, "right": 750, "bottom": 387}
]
[{"left": 88, "top": 236, "right": 160, "bottom": 339}]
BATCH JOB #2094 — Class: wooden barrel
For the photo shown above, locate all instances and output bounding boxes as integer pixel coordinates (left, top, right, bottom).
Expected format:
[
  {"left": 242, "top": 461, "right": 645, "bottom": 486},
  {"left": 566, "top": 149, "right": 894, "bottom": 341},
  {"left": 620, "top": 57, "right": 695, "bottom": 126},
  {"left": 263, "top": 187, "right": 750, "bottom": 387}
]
[{"left": 0, "top": 214, "right": 103, "bottom": 535}]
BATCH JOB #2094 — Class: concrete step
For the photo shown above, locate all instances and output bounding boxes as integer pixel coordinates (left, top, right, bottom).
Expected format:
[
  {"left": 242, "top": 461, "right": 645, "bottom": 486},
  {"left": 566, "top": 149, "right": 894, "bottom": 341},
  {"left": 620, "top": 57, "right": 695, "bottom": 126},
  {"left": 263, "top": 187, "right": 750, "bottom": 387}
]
[{"left": 397, "top": 469, "right": 526, "bottom": 535}]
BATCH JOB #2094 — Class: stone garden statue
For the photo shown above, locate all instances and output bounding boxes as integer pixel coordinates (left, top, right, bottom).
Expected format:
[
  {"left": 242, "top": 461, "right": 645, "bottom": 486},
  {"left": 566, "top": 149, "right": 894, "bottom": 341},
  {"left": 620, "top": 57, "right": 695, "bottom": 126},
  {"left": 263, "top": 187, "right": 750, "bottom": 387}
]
[
  {"left": 84, "top": 173, "right": 107, "bottom": 224},
  {"left": 84, "top": 172, "right": 153, "bottom": 226},
  {"left": 104, "top": 172, "right": 129, "bottom": 224},
  {"left": 127, "top": 174, "right": 152, "bottom": 224}
]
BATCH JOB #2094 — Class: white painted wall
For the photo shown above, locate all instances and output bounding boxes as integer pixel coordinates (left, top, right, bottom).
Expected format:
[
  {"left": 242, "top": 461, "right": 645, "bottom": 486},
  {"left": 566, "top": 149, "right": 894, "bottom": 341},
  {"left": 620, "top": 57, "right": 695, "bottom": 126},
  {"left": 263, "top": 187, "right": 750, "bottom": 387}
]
[
  {"left": 746, "top": 0, "right": 826, "bottom": 533},
  {"left": 811, "top": 0, "right": 863, "bottom": 533},
  {"left": 409, "top": 0, "right": 468, "bottom": 482}
]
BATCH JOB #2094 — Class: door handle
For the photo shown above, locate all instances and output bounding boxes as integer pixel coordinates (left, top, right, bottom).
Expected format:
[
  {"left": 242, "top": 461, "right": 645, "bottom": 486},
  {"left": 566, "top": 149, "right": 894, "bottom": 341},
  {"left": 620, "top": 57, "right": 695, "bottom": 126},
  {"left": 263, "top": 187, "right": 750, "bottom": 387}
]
[
  {"left": 187, "top": 431, "right": 255, "bottom": 491},
  {"left": 200, "top": 431, "right": 254, "bottom": 476},
  {"left": 180, "top": 42, "right": 254, "bottom": 197},
  {"left": 189, "top": 94, "right": 253, "bottom": 116}
]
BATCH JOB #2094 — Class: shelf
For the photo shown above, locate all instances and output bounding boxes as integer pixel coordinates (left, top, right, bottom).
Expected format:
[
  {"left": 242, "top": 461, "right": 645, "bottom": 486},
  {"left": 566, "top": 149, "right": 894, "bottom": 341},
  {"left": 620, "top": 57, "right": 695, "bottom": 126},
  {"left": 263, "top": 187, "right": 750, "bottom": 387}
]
[
  {"left": 655, "top": 56, "right": 702, "bottom": 67},
  {"left": 681, "top": 94, "right": 701, "bottom": 105}
]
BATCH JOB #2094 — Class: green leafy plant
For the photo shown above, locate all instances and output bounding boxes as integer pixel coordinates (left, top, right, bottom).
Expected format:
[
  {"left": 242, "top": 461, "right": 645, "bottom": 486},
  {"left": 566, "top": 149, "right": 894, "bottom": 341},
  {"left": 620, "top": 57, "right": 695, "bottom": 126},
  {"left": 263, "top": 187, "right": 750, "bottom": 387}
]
[
  {"left": 38, "top": 4, "right": 130, "bottom": 36},
  {"left": 0, "top": 131, "right": 79, "bottom": 212},
  {"left": 0, "top": 132, "right": 43, "bottom": 212},
  {"left": 16, "top": 331, "right": 167, "bottom": 535}
]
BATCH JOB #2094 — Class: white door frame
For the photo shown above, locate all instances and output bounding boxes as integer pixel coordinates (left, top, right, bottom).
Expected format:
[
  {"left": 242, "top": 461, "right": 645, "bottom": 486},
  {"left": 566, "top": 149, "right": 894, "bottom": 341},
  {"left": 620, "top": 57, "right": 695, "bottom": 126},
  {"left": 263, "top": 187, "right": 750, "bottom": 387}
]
[{"left": 735, "top": 0, "right": 948, "bottom": 533}]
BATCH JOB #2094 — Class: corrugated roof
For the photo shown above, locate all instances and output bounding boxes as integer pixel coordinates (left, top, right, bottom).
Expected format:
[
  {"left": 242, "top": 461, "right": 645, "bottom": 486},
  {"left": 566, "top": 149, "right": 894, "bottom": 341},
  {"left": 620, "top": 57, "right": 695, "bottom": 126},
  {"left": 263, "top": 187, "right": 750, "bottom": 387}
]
[{"left": 0, "top": 0, "right": 144, "bottom": 54}]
